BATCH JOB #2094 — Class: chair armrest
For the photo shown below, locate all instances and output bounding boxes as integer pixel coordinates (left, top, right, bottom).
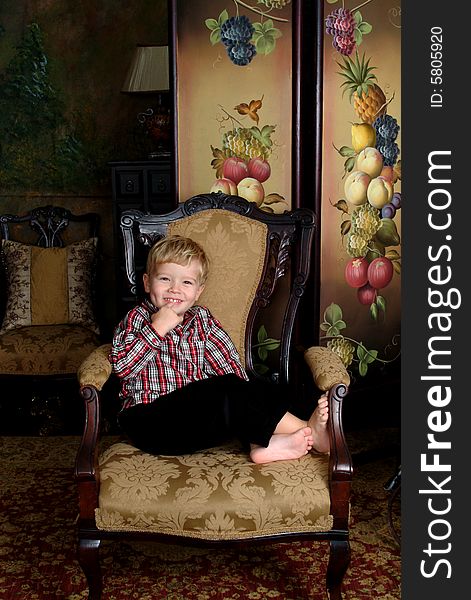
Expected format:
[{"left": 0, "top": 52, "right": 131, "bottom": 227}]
[
  {"left": 304, "top": 346, "right": 352, "bottom": 530},
  {"left": 75, "top": 343, "right": 112, "bottom": 520},
  {"left": 77, "top": 343, "right": 113, "bottom": 390},
  {"left": 304, "top": 346, "right": 350, "bottom": 391}
]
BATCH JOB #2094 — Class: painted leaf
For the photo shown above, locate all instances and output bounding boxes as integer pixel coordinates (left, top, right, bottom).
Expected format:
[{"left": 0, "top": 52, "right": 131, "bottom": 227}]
[
  {"left": 325, "top": 303, "right": 343, "bottom": 325},
  {"left": 365, "top": 349, "right": 378, "bottom": 364},
  {"left": 394, "top": 160, "right": 401, "bottom": 180},
  {"left": 251, "top": 125, "right": 276, "bottom": 148},
  {"left": 255, "top": 35, "right": 276, "bottom": 56},
  {"left": 205, "top": 18, "right": 219, "bottom": 30},
  {"left": 234, "top": 98, "right": 263, "bottom": 124},
  {"left": 333, "top": 199, "right": 349, "bottom": 213},
  {"left": 264, "top": 193, "right": 287, "bottom": 205},
  {"left": 359, "top": 22, "right": 372, "bottom": 34},
  {"left": 385, "top": 249, "right": 400, "bottom": 261},
  {"left": 338, "top": 145, "right": 356, "bottom": 157},
  {"left": 257, "top": 324, "right": 268, "bottom": 344},
  {"left": 219, "top": 9, "right": 229, "bottom": 24},
  {"left": 344, "top": 156, "right": 356, "bottom": 174},
  {"left": 334, "top": 319, "right": 347, "bottom": 331},
  {"left": 357, "top": 343, "right": 366, "bottom": 361},
  {"left": 359, "top": 361, "right": 368, "bottom": 376},
  {"left": 210, "top": 146, "right": 227, "bottom": 177},
  {"left": 354, "top": 29, "right": 363, "bottom": 46},
  {"left": 341, "top": 220, "right": 351, "bottom": 236},
  {"left": 259, "top": 348, "right": 268, "bottom": 361},
  {"left": 376, "top": 295, "right": 386, "bottom": 312},
  {"left": 393, "top": 260, "right": 401, "bottom": 274},
  {"left": 252, "top": 20, "right": 282, "bottom": 56},
  {"left": 370, "top": 302, "right": 378, "bottom": 321},
  {"left": 261, "top": 339, "right": 280, "bottom": 351},
  {"left": 209, "top": 29, "right": 221, "bottom": 45},
  {"left": 354, "top": 11, "right": 363, "bottom": 25}
]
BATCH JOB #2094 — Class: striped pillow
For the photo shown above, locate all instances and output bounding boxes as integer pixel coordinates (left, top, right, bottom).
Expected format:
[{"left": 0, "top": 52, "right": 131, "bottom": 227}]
[{"left": 0, "top": 238, "right": 98, "bottom": 334}]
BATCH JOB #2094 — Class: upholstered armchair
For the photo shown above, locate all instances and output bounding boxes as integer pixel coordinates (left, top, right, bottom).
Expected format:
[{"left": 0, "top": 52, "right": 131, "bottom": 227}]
[
  {"left": 74, "top": 194, "right": 352, "bottom": 599},
  {"left": 0, "top": 206, "right": 102, "bottom": 432}
]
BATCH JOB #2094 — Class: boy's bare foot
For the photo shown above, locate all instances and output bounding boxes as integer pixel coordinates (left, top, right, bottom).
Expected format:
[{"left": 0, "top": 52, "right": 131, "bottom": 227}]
[
  {"left": 308, "top": 394, "right": 330, "bottom": 453},
  {"left": 250, "top": 427, "right": 313, "bottom": 464}
]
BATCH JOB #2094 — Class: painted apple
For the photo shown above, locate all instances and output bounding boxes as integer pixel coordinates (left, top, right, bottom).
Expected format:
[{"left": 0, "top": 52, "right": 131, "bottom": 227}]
[
  {"left": 210, "top": 178, "right": 237, "bottom": 195},
  {"left": 344, "top": 170, "right": 371, "bottom": 206},
  {"left": 345, "top": 257, "right": 369, "bottom": 288},
  {"left": 247, "top": 157, "right": 271, "bottom": 183},
  {"left": 355, "top": 147, "right": 384, "bottom": 178},
  {"left": 222, "top": 157, "right": 249, "bottom": 184},
  {"left": 237, "top": 177, "right": 265, "bottom": 206},
  {"left": 367, "top": 257, "right": 394, "bottom": 289},
  {"left": 357, "top": 283, "right": 378, "bottom": 305},
  {"left": 367, "top": 176, "right": 394, "bottom": 209}
]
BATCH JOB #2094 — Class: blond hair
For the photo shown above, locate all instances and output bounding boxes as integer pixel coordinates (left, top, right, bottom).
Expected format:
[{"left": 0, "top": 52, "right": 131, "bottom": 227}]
[{"left": 146, "top": 235, "right": 209, "bottom": 285}]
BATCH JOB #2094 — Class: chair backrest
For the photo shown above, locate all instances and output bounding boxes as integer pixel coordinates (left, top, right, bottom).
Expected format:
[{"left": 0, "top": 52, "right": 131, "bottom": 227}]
[
  {"left": 0, "top": 205, "right": 99, "bottom": 248},
  {"left": 120, "top": 193, "right": 315, "bottom": 383},
  {"left": 0, "top": 205, "right": 100, "bottom": 328}
]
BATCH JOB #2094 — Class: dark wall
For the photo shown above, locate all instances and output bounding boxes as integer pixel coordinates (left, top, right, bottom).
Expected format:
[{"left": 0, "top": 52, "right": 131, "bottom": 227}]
[{"left": 0, "top": 0, "right": 169, "bottom": 335}]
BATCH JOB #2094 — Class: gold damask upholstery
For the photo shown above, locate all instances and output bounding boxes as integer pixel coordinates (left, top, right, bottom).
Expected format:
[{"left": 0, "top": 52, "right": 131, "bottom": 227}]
[
  {"left": 304, "top": 346, "right": 351, "bottom": 391},
  {"left": 0, "top": 324, "right": 100, "bottom": 376},
  {"left": 95, "top": 441, "right": 332, "bottom": 538},
  {"left": 77, "top": 343, "right": 112, "bottom": 390},
  {"left": 169, "top": 210, "right": 267, "bottom": 363}
]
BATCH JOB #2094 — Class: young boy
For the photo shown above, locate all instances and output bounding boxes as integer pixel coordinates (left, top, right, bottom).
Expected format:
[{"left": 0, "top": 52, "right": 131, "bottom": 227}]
[{"left": 110, "top": 234, "right": 329, "bottom": 464}]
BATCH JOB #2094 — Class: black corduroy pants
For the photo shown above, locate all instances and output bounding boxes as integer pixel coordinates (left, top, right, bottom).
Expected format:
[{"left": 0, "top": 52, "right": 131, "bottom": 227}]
[{"left": 117, "top": 374, "right": 292, "bottom": 455}]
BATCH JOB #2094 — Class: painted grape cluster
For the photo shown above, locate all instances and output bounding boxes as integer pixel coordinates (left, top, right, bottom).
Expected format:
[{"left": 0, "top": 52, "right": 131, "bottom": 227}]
[{"left": 205, "top": 3, "right": 287, "bottom": 67}]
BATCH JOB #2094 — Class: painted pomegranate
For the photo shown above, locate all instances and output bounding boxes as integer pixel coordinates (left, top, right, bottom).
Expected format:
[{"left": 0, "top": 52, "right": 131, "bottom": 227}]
[
  {"left": 345, "top": 257, "right": 369, "bottom": 288},
  {"left": 357, "top": 283, "right": 377, "bottom": 305},
  {"left": 367, "top": 257, "right": 394, "bottom": 289}
]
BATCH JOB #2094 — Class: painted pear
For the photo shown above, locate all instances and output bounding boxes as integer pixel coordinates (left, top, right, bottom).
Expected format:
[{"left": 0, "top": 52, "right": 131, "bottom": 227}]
[{"left": 351, "top": 123, "right": 376, "bottom": 153}]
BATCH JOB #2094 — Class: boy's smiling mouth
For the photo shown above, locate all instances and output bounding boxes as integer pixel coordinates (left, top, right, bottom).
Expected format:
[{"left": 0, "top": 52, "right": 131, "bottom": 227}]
[{"left": 164, "top": 298, "right": 182, "bottom": 304}]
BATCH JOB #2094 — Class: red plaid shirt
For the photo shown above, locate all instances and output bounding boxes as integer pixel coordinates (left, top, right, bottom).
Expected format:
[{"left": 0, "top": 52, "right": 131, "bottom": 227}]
[{"left": 110, "top": 300, "right": 248, "bottom": 410}]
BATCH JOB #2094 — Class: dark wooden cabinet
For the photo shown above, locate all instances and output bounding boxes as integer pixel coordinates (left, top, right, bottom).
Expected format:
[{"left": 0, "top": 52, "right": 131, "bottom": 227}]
[{"left": 110, "top": 160, "right": 176, "bottom": 319}]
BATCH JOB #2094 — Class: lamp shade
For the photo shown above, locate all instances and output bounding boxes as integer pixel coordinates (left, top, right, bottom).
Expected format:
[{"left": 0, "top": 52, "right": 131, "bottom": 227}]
[{"left": 122, "top": 45, "right": 169, "bottom": 93}]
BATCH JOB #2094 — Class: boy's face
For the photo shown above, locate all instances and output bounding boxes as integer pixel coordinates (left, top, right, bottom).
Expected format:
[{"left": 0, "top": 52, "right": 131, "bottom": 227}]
[{"left": 143, "top": 260, "right": 205, "bottom": 316}]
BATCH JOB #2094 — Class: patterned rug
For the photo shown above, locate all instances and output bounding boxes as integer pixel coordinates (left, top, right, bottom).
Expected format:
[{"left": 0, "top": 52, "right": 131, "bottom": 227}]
[{"left": 0, "top": 430, "right": 401, "bottom": 599}]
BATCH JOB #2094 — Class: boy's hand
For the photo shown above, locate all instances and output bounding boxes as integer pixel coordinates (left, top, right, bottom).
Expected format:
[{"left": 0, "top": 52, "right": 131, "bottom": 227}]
[{"left": 150, "top": 304, "right": 183, "bottom": 336}]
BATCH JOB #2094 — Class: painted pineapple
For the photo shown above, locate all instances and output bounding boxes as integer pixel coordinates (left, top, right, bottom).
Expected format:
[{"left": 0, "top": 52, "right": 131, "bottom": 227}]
[{"left": 337, "top": 51, "right": 387, "bottom": 124}]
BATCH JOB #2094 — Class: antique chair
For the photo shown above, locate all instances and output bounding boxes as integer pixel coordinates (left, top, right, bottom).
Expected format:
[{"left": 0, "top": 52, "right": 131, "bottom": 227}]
[
  {"left": 74, "top": 193, "right": 352, "bottom": 599},
  {"left": 0, "top": 205, "right": 102, "bottom": 433}
]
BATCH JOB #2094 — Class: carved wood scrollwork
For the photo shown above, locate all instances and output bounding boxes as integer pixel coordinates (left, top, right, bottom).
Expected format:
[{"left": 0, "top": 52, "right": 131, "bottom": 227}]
[
  {"left": 120, "top": 210, "right": 144, "bottom": 296},
  {"left": 256, "top": 231, "right": 295, "bottom": 307},
  {"left": 183, "top": 192, "right": 253, "bottom": 215},
  {"left": 138, "top": 232, "right": 164, "bottom": 248}
]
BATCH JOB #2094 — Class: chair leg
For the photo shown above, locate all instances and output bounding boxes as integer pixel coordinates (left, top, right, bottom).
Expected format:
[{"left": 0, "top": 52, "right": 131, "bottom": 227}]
[
  {"left": 77, "top": 538, "right": 102, "bottom": 600},
  {"left": 326, "top": 539, "right": 350, "bottom": 600}
]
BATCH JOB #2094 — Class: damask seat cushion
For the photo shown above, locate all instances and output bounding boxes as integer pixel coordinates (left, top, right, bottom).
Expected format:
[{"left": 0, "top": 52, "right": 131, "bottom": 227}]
[
  {"left": 0, "top": 324, "right": 101, "bottom": 375},
  {"left": 95, "top": 441, "right": 333, "bottom": 539}
]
